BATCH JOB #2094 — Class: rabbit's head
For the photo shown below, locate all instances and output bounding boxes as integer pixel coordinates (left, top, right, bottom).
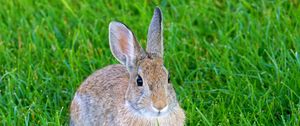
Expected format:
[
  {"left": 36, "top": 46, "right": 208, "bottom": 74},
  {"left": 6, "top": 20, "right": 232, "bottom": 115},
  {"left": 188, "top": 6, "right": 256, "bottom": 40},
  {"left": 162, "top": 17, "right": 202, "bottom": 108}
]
[{"left": 109, "top": 8, "right": 178, "bottom": 117}]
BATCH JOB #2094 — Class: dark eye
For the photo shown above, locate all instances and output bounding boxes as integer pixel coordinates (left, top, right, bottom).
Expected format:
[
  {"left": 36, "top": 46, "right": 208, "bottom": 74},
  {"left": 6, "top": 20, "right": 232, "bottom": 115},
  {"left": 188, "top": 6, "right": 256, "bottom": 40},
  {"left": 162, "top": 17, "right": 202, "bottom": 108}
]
[
  {"left": 168, "top": 73, "right": 171, "bottom": 83},
  {"left": 136, "top": 75, "right": 143, "bottom": 86}
]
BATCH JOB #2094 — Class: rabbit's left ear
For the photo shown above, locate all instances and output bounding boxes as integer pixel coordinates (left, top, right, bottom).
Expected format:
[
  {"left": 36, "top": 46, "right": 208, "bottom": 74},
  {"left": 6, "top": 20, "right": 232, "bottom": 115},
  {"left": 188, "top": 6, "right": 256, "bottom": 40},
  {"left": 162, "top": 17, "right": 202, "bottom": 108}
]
[
  {"left": 109, "top": 21, "right": 145, "bottom": 69},
  {"left": 146, "top": 7, "right": 163, "bottom": 58}
]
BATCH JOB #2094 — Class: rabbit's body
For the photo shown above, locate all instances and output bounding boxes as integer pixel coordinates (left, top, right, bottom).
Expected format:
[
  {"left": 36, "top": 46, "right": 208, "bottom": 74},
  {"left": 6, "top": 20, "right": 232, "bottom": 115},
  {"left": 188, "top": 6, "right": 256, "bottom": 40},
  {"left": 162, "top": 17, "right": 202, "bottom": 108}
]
[
  {"left": 70, "top": 64, "right": 185, "bottom": 126},
  {"left": 70, "top": 64, "right": 127, "bottom": 125},
  {"left": 70, "top": 7, "right": 185, "bottom": 126}
]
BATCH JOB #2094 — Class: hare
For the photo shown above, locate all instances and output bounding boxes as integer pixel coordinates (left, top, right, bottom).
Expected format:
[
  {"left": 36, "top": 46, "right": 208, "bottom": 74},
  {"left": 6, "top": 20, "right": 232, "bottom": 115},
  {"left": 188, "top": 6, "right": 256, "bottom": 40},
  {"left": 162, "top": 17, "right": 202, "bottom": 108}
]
[{"left": 70, "top": 7, "right": 185, "bottom": 126}]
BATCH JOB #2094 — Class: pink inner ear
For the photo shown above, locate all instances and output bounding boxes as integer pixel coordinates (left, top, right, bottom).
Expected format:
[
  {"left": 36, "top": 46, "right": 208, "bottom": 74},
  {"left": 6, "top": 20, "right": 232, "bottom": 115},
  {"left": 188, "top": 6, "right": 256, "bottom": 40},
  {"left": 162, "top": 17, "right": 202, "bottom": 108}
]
[{"left": 117, "top": 27, "right": 130, "bottom": 55}]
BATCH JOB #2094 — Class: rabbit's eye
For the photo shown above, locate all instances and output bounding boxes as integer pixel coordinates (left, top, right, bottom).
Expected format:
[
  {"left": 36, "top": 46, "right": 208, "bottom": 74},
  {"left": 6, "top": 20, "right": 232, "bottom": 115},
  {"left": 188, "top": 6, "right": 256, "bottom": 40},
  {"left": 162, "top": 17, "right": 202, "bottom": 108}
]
[
  {"left": 136, "top": 75, "right": 143, "bottom": 86},
  {"left": 168, "top": 74, "right": 170, "bottom": 83}
]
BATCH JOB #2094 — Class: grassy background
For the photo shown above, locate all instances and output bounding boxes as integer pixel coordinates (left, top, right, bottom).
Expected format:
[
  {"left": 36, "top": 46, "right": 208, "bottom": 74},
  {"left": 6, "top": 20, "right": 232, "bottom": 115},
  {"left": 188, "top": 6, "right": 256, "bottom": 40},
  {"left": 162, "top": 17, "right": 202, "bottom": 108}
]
[{"left": 0, "top": 0, "right": 300, "bottom": 125}]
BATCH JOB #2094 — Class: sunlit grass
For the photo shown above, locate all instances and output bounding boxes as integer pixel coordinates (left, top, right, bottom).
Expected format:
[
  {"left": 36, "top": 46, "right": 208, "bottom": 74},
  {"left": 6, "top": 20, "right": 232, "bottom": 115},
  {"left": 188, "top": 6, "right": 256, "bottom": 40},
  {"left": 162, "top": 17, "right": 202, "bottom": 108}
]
[{"left": 0, "top": 0, "right": 299, "bottom": 125}]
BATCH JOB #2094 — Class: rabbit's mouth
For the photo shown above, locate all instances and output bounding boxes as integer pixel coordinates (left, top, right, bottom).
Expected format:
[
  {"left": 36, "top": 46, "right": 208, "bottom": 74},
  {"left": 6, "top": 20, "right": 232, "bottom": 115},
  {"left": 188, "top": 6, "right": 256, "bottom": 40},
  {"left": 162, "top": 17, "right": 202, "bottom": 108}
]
[
  {"left": 125, "top": 100, "right": 170, "bottom": 118},
  {"left": 141, "top": 107, "right": 170, "bottom": 118}
]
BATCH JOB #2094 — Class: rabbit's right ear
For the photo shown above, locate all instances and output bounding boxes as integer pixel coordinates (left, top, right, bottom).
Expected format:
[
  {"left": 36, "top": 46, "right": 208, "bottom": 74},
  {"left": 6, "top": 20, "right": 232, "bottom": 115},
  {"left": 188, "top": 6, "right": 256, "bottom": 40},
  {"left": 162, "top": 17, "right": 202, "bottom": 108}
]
[
  {"left": 109, "top": 21, "right": 144, "bottom": 68},
  {"left": 147, "top": 7, "right": 163, "bottom": 58}
]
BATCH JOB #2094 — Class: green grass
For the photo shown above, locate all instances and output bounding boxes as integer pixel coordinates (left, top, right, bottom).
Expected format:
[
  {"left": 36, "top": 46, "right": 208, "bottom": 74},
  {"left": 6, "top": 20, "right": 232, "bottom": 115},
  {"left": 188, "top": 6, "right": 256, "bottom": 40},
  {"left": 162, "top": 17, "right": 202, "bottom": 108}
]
[{"left": 0, "top": 0, "right": 300, "bottom": 125}]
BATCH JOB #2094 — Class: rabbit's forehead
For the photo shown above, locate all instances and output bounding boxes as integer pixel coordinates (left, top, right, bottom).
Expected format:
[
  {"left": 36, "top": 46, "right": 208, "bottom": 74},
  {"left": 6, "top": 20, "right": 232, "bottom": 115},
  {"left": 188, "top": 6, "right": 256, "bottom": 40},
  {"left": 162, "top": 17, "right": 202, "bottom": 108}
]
[{"left": 138, "top": 58, "right": 167, "bottom": 78}]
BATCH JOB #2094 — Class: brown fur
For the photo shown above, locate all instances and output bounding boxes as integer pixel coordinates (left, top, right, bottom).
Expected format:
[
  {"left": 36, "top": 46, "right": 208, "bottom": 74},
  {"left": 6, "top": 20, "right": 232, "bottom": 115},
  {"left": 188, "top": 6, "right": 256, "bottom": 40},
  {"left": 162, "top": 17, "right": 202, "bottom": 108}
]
[
  {"left": 139, "top": 57, "right": 167, "bottom": 109},
  {"left": 70, "top": 63, "right": 185, "bottom": 126},
  {"left": 70, "top": 7, "right": 185, "bottom": 126}
]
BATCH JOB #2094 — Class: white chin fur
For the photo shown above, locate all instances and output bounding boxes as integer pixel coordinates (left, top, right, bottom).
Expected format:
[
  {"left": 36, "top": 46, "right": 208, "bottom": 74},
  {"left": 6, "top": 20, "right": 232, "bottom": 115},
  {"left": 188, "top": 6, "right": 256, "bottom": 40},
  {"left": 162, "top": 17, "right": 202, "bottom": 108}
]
[
  {"left": 125, "top": 101, "right": 170, "bottom": 118},
  {"left": 151, "top": 104, "right": 169, "bottom": 113}
]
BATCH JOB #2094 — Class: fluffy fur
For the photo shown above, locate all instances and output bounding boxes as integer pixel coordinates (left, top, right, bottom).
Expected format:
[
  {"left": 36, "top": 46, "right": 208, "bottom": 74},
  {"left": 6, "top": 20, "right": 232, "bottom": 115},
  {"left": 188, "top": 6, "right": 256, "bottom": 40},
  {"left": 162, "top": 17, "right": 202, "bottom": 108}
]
[{"left": 70, "top": 7, "right": 185, "bottom": 126}]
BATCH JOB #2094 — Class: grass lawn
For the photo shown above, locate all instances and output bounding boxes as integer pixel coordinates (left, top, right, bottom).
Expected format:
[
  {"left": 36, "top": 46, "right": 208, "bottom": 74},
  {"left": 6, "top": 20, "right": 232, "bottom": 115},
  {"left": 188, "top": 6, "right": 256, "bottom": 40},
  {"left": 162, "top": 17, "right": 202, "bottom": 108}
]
[{"left": 1, "top": 0, "right": 300, "bottom": 125}]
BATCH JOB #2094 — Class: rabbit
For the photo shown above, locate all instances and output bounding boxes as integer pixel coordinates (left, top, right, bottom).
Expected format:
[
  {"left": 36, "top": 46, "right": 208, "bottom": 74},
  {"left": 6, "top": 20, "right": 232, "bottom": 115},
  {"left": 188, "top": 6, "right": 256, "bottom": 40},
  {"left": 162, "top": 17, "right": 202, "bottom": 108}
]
[{"left": 70, "top": 7, "right": 185, "bottom": 126}]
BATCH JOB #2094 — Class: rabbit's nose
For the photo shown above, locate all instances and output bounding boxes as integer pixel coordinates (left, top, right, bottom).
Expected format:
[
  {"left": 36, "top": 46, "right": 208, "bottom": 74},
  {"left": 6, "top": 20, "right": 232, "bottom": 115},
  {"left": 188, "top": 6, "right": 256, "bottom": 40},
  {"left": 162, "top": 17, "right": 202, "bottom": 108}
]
[
  {"left": 151, "top": 89, "right": 167, "bottom": 111},
  {"left": 152, "top": 100, "right": 167, "bottom": 111}
]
